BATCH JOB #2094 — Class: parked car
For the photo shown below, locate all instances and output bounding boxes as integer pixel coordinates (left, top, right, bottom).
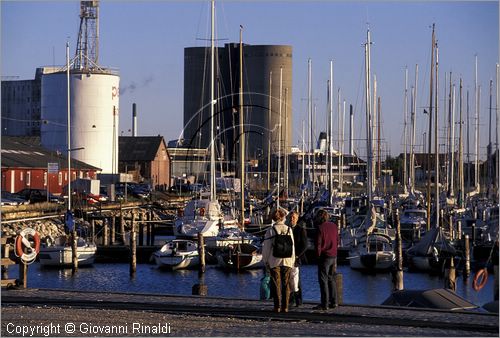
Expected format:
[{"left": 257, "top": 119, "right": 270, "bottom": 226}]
[
  {"left": 1, "top": 191, "right": 30, "bottom": 206},
  {"left": 15, "top": 188, "right": 64, "bottom": 204}
]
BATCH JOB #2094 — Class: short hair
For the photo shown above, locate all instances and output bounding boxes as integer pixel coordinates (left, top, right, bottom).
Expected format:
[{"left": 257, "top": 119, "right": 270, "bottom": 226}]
[
  {"left": 315, "top": 209, "right": 329, "bottom": 224},
  {"left": 289, "top": 210, "right": 299, "bottom": 218},
  {"left": 272, "top": 208, "right": 288, "bottom": 222}
]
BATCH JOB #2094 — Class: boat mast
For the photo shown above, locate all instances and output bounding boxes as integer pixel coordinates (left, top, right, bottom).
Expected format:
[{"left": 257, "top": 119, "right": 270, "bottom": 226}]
[
  {"left": 277, "top": 66, "right": 283, "bottom": 209},
  {"left": 341, "top": 100, "right": 345, "bottom": 194},
  {"left": 449, "top": 83, "right": 456, "bottom": 198},
  {"left": 458, "top": 78, "right": 464, "bottom": 207},
  {"left": 487, "top": 79, "right": 493, "bottom": 195},
  {"left": 373, "top": 75, "right": 378, "bottom": 194},
  {"left": 307, "top": 59, "right": 312, "bottom": 194},
  {"left": 267, "top": 71, "right": 272, "bottom": 192},
  {"left": 496, "top": 64, "right": 499, "bottom": 200},
  {"left": 410, "top": 64, "right": 419, "bottom": 193},
  {"left": 403, "top": 67, "right": 408, "bottom": 194},
  {"left": 364, "top": 29, "right": 373, "bottom": 202},
  {"left": 239, "top": 24, "right": 245, "bottom": 227},
  {"left": 66, "top": 42, "right": 71, "bottom": 212},
  {"left": 466, "top": 90, "right": 470, "bottom": 192},
  {"left": 434, "top": 43, "right": 439, "bottom": 228},
  {"left": 337, "top": 87, "right": 341, "bottom": 194},
  {"left": 474, "top": 55, "right": 480, "bottom": 193},
  {"left": 209, "top": 0, "right": 216, "bottom": 201},
  {"left": 284, "top": 87, "right": 289, "bottom": 199},
  {"left": 426, "top": 23, "right": 435, "bottom": 230},
  {"left": 329, "top": 60, "right": 334, "bottom": 203}
]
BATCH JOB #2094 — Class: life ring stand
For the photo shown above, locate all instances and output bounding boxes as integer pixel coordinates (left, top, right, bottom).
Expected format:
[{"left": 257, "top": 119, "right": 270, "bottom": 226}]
[
  {"left": 472, "top": 268, "right": 488, "bottom": 291},
  {"left": 199, "top": 207, "right": 206, "bottom": 217},
  {"left": 15, "top": 228, "right": 41, "bottom": 264}
]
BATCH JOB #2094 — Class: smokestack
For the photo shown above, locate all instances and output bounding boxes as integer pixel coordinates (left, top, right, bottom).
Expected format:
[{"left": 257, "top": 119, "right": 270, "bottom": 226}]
[
  {"left": 349, "top": 104, "right": 354, "bottom": 155},
  {"left": 132, "top": 103, "right": 137, "bottom": 137}
]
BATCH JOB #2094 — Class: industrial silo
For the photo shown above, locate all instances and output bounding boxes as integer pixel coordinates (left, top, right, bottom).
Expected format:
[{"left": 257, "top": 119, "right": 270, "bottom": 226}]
[{"left": 41, "top": 69, "right": 120, "bottom": 174}]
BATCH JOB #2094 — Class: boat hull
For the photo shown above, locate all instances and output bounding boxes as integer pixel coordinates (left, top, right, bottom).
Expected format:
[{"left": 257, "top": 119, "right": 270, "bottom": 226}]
[{"left": 39, "top": 245, "right": 97, "bottom": 267}]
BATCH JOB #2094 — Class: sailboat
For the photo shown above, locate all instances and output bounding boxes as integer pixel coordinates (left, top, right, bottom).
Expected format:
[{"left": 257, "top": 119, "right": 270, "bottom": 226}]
[
  {"left": 347, "top": 29, "right": 395, "bottom": 271},
  {"left": 39, "top": 42, "right": 96, "bottom": 267},
  {"left": 174, "top": 0, "right": 239, "bottom": 240}
]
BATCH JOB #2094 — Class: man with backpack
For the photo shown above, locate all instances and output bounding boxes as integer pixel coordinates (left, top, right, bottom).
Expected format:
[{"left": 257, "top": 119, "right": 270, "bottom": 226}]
[{"left": 262, "top": 208, "right": 295, "bottom": 313}]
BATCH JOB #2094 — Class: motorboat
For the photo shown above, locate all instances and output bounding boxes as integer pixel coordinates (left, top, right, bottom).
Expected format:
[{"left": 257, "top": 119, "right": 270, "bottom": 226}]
[
  {"left": 216, "top": 243, "right": 263, "bottom": 270},
  {"left": 151, "top": 239, "right": 199, "bottom": 270},
  {"left": 39, "top": 235, "right": 97, "bottom": 267}
]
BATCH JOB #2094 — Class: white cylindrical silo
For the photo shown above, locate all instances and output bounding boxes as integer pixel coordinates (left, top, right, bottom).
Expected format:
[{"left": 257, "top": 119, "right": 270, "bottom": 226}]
[{"left": 41, "top": 70, "right": 120, "bottom": 174}]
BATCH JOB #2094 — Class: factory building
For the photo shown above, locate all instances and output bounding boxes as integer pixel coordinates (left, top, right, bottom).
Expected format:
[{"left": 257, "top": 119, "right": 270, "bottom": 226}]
[{"left": 183, "top": 44, "right": 292, "bottom": 166}]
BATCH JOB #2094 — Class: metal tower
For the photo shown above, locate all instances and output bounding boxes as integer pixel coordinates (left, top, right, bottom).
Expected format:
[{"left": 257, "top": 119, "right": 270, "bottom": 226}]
[{"left": 74, "top": 1, "right": 99, "bottom": 70}]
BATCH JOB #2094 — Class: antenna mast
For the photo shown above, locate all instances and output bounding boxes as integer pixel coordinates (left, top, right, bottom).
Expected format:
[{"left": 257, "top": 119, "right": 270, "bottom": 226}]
[{"left": 75, "top": 0, "right": 99, "bottom": 70}]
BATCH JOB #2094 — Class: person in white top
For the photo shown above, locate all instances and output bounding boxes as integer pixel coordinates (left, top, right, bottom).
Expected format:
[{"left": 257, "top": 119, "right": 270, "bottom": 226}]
[{"left": 262, "top": 208, "right": 295, "bottom": 313}]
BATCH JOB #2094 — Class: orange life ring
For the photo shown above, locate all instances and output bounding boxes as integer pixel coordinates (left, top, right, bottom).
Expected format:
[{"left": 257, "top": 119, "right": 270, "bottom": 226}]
[
  {"left": 15, "top": 228, "right": 40, "bottom": 263},
  {"left": 472, "top": 268, "right": 488, "bottom": 291},
  {"left": 199, "top": 207, "right": 205, "bottom": 217}
]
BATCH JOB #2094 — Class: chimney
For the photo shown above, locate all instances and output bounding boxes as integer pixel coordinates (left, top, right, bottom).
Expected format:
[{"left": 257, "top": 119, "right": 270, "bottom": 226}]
[
  {"left": 132, "top": 103, "right": 137, "bottom": 137},
  {"left": 349, "top": 104, "right": 354, "bottom": 155}
]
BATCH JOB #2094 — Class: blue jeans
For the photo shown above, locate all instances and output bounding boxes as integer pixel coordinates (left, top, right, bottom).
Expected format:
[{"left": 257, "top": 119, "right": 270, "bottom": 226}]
[{"left": 317, "top": 256, "right": 337, "bottom": 308}]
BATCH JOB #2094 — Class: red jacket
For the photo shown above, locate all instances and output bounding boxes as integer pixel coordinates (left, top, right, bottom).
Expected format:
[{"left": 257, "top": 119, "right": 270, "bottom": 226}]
[{"left": 316, "top": 221, "right": 339, "bottom": 258}]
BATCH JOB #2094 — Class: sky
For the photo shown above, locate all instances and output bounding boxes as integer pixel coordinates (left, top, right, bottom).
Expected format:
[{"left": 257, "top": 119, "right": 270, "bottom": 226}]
[{"left": 1, "top": 0, "right": 499, "bottom": 160}]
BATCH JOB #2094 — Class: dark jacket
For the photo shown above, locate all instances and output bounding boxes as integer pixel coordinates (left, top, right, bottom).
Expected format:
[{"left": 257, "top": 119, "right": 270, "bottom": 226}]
[
  {"left": 292, "top": 223, "right": 308, "bottom": 261},
  {"left": 316, "top": 221, "right": 338, "bottom": 258}
]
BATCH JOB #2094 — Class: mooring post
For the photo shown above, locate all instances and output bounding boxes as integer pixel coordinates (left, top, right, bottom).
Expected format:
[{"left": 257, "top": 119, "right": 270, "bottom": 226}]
[
  {"left": 110, "top": 215, "right": 116, "bottom": 245},
  {"left": 448, "top": 214, "right": 454, "bottom": 240},
  {"left": 464, "top": 234, "right": 471, "bottom": 278},
  {"left": 130, "top": 213, "right": 137, "bottom": 276},
  {"left": 444, "top": 257, "right": 456, "bottom": 291},
  {"left": 146, "top": 210, "right": 152, "bottom": 246},
  {"left": 393, "top": 209, "right": 404, "bottom": 291},
  {"left": 91, "top": 218, "right": 96, "bottom": 244},
  {"left": 335, "top": 272, "right": 343, "bottom": 305},
  {"left": 341, "top": 213, "right": 347, "bottom": 229},
  {"left": 456, "top": 219, "right": 462, "bottom": 240},
  {"left": 138, "top": 212, "right": 144, "bottom": 247},
  {"left": 120, "top": 207, "right": 126, "bottom": 244},
  {"left": 149, "top": 209, "right": 155, "bottom": 246},
  {"left": 71, "top": 228, "right": 78, "bottom": 273},
  {"left": 192, "top": 233, "right": 208, "bottom": 296},
  {"left": 18, "top": 262, "right": 27, "bottom": 289},
  {"left": 103, "top": 218, "right": 109, "bottom": 246}
]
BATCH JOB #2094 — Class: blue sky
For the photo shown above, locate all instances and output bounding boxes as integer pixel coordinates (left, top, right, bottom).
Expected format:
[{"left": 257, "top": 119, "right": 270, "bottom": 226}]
[{"left": 2, "top": 1, "right": 498, "bottom": 159}]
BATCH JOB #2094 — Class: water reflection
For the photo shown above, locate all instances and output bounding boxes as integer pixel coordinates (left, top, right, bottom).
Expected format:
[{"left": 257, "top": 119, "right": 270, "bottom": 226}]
[{"left": 23, "top": 262, "right": 494, "bottom": 306}]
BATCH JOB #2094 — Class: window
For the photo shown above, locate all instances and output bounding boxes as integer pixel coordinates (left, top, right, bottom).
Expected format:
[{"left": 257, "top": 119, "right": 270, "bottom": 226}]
[
  {"left": 59, "top": 172, "right": 63, "bottom": 185},
  {"left": 44, "top": 172, "right": 48, "bottom": 186},
  {"left": 20, "top": 172, "right": 23, "bottom": 181},
  {"left": 26, "top": 171, "right": 31, "bottom": 186}
]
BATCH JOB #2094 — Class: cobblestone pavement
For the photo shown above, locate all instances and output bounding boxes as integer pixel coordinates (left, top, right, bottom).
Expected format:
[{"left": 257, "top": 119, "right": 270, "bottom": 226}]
[{"left": 1, "top": 288, "right": 498, "bottom": 337}]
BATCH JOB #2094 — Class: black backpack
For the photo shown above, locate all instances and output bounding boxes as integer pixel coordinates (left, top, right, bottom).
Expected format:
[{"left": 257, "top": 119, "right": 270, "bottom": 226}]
[{"left": 272, "top": 225, "right": 293, "bottom": 258}]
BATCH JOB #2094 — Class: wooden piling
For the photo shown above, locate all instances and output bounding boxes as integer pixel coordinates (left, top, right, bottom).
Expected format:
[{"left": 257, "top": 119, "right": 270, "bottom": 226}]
[
  {"left": 138, "top": 212, "right": 144, "bottom": 247},
  {"left": 91, "top": 218, "right": 96, "bottom": 244},
  {"left": 448, "top": 215, "right": 454, "bottom": 240},
  {"left": 444, "top": 258, "right": 456, "bottom": 291},
  {"left": 393, "top": 209, "right": 404, "bottom": 291},
  {"left": 457, "top": 220, "right": 462, "bottom": 240},
  {"left": 110, "top": 215, "right": 116, "bottom": 245},
  {"left": 18, "top": 262, "right": 27, "bottom": 289},
  {"left": 341, "top": 213, "right": 347, "bottom": 229},
  {"left": 440, "top": 209, "right": 444, "bottom": 228},
  {"left": 71, "top": 228, "right": 78, "bottom": 273},
  {"left": 335, "top": 273, "right": 343, "bottom": 305},
  {"left": 464, "top": 234, "right": 471, "bottom": 278},
  {"left": 130, "top": 213, "right": 137, "bottom": 276},
  {"left": 198, "top": 233, "right": 206, "bottom": 274},
  {"left": 120, "top": 208, "right": 126, "bottom": 244},
  {"left": 192, "top": 233, "right": 208, "bottom": 296},
  {"left": 146, "top": 210, "right": 152, "bottom": 246},
  {"left": 103, "top": 218, "right": 109, "bottom": 246}
]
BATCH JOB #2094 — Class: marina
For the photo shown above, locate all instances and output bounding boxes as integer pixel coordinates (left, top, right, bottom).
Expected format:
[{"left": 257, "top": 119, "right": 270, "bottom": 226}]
[{"left": 1, "top": 0, "right": 499, "bottom": 336}]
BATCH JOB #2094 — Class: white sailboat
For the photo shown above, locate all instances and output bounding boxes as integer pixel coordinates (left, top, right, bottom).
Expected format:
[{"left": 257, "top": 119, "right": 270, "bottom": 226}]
[
  {"left": 151, "top": 239, "right": 199, "bottom": 270},
  {"left": 174, "top": 0, "right": 239, "bottom": 239}
]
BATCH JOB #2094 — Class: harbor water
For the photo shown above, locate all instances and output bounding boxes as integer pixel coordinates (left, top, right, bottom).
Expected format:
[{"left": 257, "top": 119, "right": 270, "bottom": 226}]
[{"left": 17, "top": 262, "right": 495, "bottom": 307}]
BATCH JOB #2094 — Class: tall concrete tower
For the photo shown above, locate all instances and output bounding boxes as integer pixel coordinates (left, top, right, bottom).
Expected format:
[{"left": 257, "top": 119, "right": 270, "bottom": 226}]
[{"left": 183, "top": 43, "right": 292, "bottom": 164}]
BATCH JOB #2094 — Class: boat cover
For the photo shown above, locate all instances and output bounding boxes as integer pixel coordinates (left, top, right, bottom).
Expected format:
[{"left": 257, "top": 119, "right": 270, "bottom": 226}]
[
  {"left": 382, "top": 288, "right": 478, "bottom": 310},
  {"left": 406, "top": 227, "right": 456, "bottom": 256}
]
